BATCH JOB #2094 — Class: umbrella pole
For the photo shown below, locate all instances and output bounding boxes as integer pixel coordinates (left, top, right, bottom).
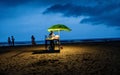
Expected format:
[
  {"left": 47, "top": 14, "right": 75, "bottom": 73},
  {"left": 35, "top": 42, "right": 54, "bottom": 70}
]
[
  {"left": 58, "top": 30, "right": 61, "bottom": 50},
  {"left": 58, "top": 30, "right": 60, "bottom": 37}
]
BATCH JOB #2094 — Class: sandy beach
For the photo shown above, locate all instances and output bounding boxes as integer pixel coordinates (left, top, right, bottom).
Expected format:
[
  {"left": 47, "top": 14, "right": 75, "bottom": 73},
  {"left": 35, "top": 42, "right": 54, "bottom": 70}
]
[{"left": 0, "top": 41, "right": 120, "bottom": 75}]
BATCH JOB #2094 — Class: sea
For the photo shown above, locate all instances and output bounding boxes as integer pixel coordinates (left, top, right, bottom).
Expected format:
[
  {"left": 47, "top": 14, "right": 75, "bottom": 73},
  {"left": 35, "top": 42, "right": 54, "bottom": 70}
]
[{"left": 0, "top": 38, "right": 120, "bottom": 47}]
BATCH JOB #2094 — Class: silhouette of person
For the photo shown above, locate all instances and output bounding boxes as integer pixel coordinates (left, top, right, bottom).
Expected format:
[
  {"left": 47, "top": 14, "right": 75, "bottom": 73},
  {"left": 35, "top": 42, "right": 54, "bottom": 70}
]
[
  {"left": 49, "top": 31, "right": 55, "bottom": 39},
  {"left": 11, "top": 36, "right": 15, "bottom": 46},
  {"left": 49, "top": 31, "right": 55, "bottom": 50},
  {"left": 31, "top": 35, "right": 36, "bottom": 45},
  {"left": 8, "top": 37, "right": 11, "bottom": 46}
]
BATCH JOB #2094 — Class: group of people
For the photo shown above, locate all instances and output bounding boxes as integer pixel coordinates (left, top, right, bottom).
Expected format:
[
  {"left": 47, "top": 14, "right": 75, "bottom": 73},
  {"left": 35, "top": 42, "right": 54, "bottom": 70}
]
[
  {"left": 7, "top": 31, "right": 57, "bottom": 47},
  {"left": 8, "top": 36, "right": 15, "bottom": 46},
  {"left": 8, "top": 35, "right": 36, "bottom": 46}
]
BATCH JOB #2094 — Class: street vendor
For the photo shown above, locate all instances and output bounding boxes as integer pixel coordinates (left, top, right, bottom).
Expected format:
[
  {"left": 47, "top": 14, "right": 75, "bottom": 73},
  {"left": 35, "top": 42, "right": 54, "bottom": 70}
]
[
  {"left": 48, "top": 31, "right": 55, "bottom": 50},
  {"left": 49, "top": 31, "right": 55, "bottom": 39},
  {"left": 45, "top": 31, "right": 60, "bottom": 50}
]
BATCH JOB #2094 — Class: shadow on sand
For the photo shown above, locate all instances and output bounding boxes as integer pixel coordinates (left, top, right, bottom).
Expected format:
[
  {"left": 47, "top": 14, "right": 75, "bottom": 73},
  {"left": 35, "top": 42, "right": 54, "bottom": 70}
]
[{"left": 32, "top": 50, "right": 60, "bottom": 54}]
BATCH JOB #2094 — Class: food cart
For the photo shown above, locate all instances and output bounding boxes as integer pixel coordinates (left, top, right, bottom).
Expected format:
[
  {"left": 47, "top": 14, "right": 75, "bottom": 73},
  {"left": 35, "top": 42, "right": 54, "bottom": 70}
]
[{"left": 45, "top": 35, "right": 60, "bottom": 51}]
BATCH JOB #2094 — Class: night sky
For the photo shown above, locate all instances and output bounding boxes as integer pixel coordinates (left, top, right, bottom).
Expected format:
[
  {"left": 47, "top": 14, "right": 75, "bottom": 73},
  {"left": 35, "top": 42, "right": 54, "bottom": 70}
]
[{"left": 0, "top": 0, "right": 120, "bottom": 42}]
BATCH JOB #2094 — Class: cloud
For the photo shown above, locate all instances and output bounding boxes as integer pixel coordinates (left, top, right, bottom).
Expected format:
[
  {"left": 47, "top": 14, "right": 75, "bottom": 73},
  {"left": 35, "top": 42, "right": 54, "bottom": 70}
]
[
  {"left": 43, "top": 4, "right": 97, "bottom": 17},
  {"left": 1, "top": 0, "right": 120, "bottom": 27},
  {"left": 43, "top": 0, "right": 120, "bottom": 27}
]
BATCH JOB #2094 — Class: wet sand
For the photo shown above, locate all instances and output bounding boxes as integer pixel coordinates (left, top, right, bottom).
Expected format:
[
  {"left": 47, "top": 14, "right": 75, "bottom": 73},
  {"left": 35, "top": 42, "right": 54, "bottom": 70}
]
[{"left": 0, "top": 41, "right": 120, "bottom": 75}]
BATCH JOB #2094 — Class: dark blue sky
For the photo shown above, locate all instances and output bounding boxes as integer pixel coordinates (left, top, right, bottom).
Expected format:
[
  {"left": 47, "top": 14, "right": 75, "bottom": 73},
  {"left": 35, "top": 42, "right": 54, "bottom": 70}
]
[{"left": 0, "top": 0, "right": 120, "bottom": 42}]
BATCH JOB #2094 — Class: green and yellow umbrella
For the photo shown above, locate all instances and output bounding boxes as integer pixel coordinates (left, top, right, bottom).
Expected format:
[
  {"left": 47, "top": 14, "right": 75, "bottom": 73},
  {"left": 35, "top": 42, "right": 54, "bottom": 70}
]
[{"left": 48, "top": 24, "right": 71, "bottom": 36}]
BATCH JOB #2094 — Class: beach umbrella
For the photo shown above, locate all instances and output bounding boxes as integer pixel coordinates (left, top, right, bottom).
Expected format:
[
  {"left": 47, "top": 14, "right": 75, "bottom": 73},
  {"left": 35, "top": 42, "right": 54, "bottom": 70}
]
[
  {"left": 48, "top": 24, "right": 71, "bottom": 50},
  {"left": 48, "top": 24, "right": 71, "bottom": 36}
]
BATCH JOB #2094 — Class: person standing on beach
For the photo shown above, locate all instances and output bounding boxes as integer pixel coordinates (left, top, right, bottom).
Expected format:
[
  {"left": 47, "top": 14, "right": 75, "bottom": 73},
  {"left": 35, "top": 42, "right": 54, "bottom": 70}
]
[
  {"left": 31, "top": 35, "right": 36, "bottom": 45},
  {"left": 8, "top": 37, "right": 11, "bottom": 46},
  {"left": 49, "top": 31, "right": 55, "bottom": 50},
  {"left": 49, "top": 31, "right": 55, "bottom": 39},
  {"left": 11, "top": 36, "right": 15, "bottom": 46}
]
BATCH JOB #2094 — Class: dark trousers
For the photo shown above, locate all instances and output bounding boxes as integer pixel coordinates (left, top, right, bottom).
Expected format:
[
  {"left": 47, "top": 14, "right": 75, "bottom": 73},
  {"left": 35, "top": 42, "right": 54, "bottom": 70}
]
[{"left": 50, "top": 40, "right": 55, "bottom": 50}]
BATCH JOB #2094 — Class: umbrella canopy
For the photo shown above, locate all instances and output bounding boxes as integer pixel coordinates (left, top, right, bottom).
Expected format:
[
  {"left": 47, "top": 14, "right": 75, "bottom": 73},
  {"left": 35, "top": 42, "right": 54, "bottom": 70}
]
[
  {"left": 48, "top": 24, "right": 71, "bottom": 37},
  {"left": 48, "top": 24, "right": 71, "bottom": 32}
]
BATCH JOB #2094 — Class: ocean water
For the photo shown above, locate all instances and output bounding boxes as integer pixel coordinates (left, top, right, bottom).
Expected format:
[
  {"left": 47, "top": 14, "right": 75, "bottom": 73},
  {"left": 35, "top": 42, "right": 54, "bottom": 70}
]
[{"left": 0, "top": 38, "right": 120, "bottom": 47}]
